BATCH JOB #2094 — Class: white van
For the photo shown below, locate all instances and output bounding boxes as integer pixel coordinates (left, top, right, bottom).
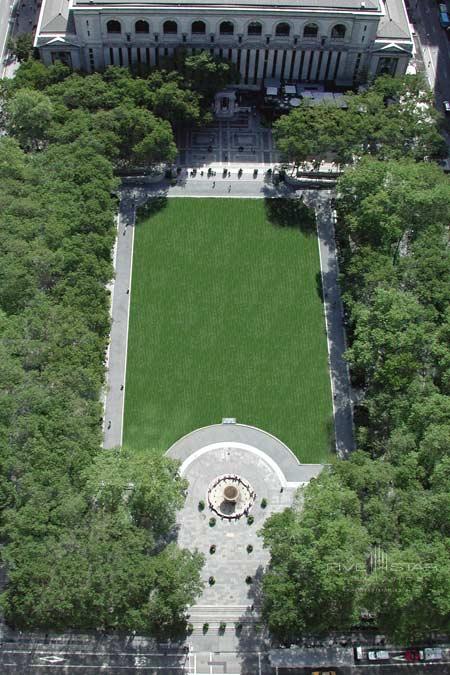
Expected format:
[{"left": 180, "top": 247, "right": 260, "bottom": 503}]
[
  {"left": 424, "top": 648, "right": 443, "bottom": 661},
  {"left": 368, "top": 650, "right": 390, "bottom": 661}
]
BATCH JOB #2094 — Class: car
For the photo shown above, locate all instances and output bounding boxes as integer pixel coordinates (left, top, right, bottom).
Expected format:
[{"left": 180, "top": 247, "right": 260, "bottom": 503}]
[
  {"left": 312, "top": 671, "right": 336, "bottom": 675},
  {"left": 405, "top": 649, "right": 422, "bottom": 662},
  {"left": 424, "top": 648, "right": 443, "bottom": 661},
  {"left": 368, "top": 650, "right": 390, "bottom": 661},
  {"left": 439, "top": 5, "right": 450, "bottom": 28},
  {"left": 443, "top": 100, "right": 450, "bottom": 115}
]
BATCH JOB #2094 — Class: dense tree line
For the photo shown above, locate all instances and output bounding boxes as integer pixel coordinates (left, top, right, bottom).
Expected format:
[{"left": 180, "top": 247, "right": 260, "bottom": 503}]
[
  {"left": 0, "top": 59, "right": 226, "bottom": 631},
  {"left": 274, "top": 74, "right": 446, "bottom": 168},
  {"left": 1, "top": 52, "right": 236, "bottom": 167},
  {"left": 262, "top": 85, "right": 450, "bottom": 642}
]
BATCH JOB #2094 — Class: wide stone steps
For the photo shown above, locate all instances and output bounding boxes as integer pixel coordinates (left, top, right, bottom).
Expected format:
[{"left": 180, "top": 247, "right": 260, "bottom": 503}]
[{"left": 187, "top": 605, "right": 260, "bottom": 624}]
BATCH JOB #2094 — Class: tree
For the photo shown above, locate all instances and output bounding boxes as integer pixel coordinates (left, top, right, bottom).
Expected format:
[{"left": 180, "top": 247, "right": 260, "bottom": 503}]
[
  {"left": 1, "top": 512, "right": 203, "bottom": 634},
  {"left": 346, "top": 287, "right": 433, "bottom": 394},
  {"left": 85, "top": 449, "right": 187, "bottom": 536},
  {"left": 95, "top": 105, "right": 177, "bottom": 166},
  {"left": 6, "top": 88, "right": 53, "bottom": 149},
  {"left": 261, "top": 472, "right": 370, "bottom": 639},
  {"left": 274, "top": 75, "right": 446, "bottom": 169},
  {"left": 183, "top": 51, "right": 239, "bottom": 101},
  {"left": 363, "top": 540, "right": 450, "bottom": 640},
  {"left": 9, "top": 33, "right": 34, "bottom": 62}
]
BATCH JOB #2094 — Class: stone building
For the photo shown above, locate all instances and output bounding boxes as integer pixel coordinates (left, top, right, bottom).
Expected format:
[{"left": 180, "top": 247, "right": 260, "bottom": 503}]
[{"left": 35, "top": 0, "right": 413, "bottom": 87}]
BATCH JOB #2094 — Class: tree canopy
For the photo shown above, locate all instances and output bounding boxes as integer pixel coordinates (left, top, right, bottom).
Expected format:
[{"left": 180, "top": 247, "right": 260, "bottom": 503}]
[
  {"left": 262, "top": 153, "right": 450, "bottom": 641},
  {"left": 0, "top": 56, "right": 214, "bottom": 632},
  {"left": 273, "top": 75, "right": 446, "bottom": 168}
]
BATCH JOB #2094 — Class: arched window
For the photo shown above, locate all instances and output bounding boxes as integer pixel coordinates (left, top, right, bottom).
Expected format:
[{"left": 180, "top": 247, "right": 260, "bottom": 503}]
[
  {"left": 192, "top": 20, "right": 206, "bottom": 34},
  {"left": 247, "top": 21, "right": 262, "bottom": 36},
  {"left": 275, "top": 22, "right": 290, "bottom": 37},
  {"left": 331, "top": 24, "right": 346, "bottom": 39},
  {"left": 106, "top": 20, "right": 121, "bottom": 34},
  {"left": 135, "top": 20, "right": 149, "bottom": 33},
  {"left": 219, "top": 21, "right": 234, "bottom": 35},
  {"left": 163, "top": 20, "right": 178, "bottom": 34},
  {"left": 303, "top": 23, "right": 318, "bottom": 38}
]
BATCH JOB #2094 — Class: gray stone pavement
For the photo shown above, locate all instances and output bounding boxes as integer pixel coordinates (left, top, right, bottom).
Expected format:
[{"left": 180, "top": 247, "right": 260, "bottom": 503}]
[
  {"left": 167, "top": 422, "right": 323, "bottom": 641},
  {"left": 103, "top": 199, "right": 135, "bottom": 449},
  {"left": 176, "top": 111, "right": 279, "bottom": 167},
  {"left": 306, "top": 191, "right": 355, "bottom": 457}
]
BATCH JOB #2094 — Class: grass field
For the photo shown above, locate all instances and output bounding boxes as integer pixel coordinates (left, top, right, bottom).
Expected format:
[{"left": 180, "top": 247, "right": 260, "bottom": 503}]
[{"left": 123, "top": 198, "right": 332, "bottom": 463}]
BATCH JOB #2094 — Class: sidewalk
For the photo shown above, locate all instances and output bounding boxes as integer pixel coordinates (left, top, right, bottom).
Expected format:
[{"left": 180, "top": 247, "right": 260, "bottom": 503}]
[{"left": 103, "top": 197, "right": 135, "bottom": 449}]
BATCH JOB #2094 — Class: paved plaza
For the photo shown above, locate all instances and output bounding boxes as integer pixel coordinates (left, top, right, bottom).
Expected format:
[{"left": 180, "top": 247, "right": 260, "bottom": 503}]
[
  {"left": 175, "top": 113, "right": 279, "bottom": 168},
  {"left": 167, "top": 423, "right": 323, "bottom": 631}
]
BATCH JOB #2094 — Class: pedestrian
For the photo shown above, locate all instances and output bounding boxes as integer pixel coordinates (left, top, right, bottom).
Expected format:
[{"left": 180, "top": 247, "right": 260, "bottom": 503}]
[
  {"left": 212, "top": 181, "right": 215, "bottom": 188},
  {"left": 120, "top": 384, "right": 124, "bottom": 391},
  {"left": 126, "top": 289, "right": 129, "bottom": 294},
  {"left": 107, "top": 420, "right": 111, "bottom": 429},
  {"left": 228, "top": 170, "right": 231, "bottom": 177},
  {"left": 228, "top": 184, "right": 231, "bottom": 192}
]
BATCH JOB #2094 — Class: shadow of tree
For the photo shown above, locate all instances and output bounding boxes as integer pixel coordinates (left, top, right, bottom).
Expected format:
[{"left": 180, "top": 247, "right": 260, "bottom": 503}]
[
  {"left": 315, "top": 270, "right": 324, "bottom": 302},
  {"left": 235, "top": 565, "right": 271, "bottom": 674},
  {"left": 137, "top": 195, "right": 168, "bottom": 222},
  {"left": 264, "top": 197, "right": 316, "bottom": 234}
]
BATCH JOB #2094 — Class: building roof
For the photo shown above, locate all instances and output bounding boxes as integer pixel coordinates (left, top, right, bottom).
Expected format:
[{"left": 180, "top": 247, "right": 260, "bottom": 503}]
[
  {"left": 377, "top": 0, "right": 410, "bottom": 40},
  {"left": 38, "top": 0, "right": 70, "bottom": 34},
  {"left": 71, "top": 0, "right": 380, "bottom": 8}
]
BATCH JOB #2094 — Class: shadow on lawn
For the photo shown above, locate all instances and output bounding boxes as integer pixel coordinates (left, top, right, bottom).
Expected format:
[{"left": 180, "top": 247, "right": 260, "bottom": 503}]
[
  {"left": 136, "top": 194, "right": 168, "bottom": 223},
  {"left": 264, "top": 197, "right": 316, "bottom": 235}
]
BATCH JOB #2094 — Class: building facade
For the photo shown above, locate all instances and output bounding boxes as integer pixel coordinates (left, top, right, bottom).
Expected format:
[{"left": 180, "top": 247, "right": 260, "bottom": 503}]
[{"left": 35, "top": 0, "right": 413, "bottom": 87}]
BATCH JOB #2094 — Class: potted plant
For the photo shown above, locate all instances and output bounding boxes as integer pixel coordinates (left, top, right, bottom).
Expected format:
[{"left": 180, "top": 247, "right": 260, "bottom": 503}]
[
  {"left": 261, "top": 498, "right": 267, "bottom": 508},
  {"left": 246, "top": 544, "right": 253, "bottom": 554},
  {"left": 198, "top": 500, "right": 205, "bottom": 511},
  {"left": 219, "top": 621, "right": 226, "bottom": 634},
  {"left": 245, "top": 575, "right": 253, "bottom": 585},
  {"left": 209, "top": 576, "right": 216, "bottom": 586},
  {"left": 209, "top": 517, "right": 216, "bottom": 527},
  {"left": 209, "top": 544, "right": 216, "bottom": 554},
  {"left": 203, "top": 623, "right": 209, "bottom": 634},
  {"left": 247, "top": 515, "right": 254, "bottom": 525}
]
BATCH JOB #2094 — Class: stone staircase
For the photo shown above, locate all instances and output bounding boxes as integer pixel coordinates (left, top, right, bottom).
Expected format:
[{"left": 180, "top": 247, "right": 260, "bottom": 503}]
[{"left": 187, "top": 604, "right": 260, "bottom": 631}]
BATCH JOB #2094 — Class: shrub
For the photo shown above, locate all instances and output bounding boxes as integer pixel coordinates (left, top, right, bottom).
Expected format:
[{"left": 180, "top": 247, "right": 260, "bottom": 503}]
[
  {"left": 219, "top": 621, "right": 226, "bottom": 633},
  {"left": 245, "top": 576, "right": 253, "bottom": 585},
  {"left": 247, "top": 515, "right": 254, "bottom": 525},
  {"left": 261, "top": 498, "right": 267, "bottom": 508}
]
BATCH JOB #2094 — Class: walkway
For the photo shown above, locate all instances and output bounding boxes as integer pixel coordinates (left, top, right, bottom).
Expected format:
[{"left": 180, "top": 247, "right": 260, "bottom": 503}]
[
  {"left": 103, "top": 198, "right": 135, "bottom": 449},
  {"left": 306, "top": 191, "right": 355, "bottom": 456},
  {"left": 103, "top": 181, "right": 354, "bottom": 458}
]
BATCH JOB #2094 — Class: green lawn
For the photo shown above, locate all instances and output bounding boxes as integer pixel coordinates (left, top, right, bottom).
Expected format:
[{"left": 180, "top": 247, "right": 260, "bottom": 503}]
[{"left": 123, "top": 198, "right": 332, "bottom": 463}]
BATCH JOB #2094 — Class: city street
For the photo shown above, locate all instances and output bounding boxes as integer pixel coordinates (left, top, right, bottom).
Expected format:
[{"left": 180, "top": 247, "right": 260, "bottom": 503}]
[{"left": 408, "top": 0, "right": 450, "bottom": 138}]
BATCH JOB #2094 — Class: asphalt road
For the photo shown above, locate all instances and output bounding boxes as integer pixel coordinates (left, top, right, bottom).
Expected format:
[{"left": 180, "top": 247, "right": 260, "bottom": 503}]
[{"left": 409, "top": 0, "right": 450, "bottom": 116}]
